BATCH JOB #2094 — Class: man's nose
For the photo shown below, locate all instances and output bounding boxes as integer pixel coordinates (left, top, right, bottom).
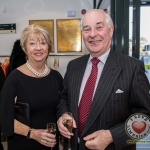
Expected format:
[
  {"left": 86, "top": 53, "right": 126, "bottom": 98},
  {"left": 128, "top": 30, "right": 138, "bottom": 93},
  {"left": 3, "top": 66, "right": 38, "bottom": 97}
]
[{"left": 89, "top": 28, "right": 97, "bottom": 37}]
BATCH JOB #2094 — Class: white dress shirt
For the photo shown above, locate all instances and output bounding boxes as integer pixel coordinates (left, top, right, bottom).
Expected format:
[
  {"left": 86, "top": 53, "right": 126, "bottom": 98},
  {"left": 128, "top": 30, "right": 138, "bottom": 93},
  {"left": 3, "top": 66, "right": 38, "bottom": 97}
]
[
  {"left": 78, "top": 49, "right": 110, "bottom": 142},
  {"left": 78, "top": 49, "right": 110, "bottom": 106}
]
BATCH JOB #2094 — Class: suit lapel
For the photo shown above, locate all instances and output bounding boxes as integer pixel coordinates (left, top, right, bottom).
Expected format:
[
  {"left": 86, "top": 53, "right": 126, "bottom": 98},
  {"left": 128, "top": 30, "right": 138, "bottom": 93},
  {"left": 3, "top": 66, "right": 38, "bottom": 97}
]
[
  {"left": 82, "top": 50, "right": 123, "bottom": 136},
  {"left": 70, "top": 55, "right": 90, "bottom": 122}
]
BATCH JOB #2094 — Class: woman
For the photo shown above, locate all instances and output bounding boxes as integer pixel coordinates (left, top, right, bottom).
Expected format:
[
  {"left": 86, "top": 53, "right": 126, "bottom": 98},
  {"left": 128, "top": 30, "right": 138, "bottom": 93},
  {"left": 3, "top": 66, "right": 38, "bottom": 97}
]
[
  {"left": 0, "top": 24, "right": 63, "bottom": 150},
  {"left": 0, "top": 66, "right": 5, "bottom": 150}
]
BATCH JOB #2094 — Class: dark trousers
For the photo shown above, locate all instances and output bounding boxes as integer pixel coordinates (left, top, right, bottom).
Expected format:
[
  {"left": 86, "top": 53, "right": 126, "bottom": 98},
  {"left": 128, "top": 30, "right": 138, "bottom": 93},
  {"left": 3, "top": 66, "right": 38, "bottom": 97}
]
[{"left": 0, "top": 143, "right": 4, "bottom": 150}]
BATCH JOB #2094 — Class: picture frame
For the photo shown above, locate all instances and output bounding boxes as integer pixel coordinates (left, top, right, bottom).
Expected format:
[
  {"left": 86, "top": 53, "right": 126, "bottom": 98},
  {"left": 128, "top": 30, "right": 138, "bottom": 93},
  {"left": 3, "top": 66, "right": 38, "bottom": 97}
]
[
  {"left": 56, "top": 19, "right": 82, "bottom": 52},
  {"left": 29, "top": 20, "right": 54, "bottom": 52}
]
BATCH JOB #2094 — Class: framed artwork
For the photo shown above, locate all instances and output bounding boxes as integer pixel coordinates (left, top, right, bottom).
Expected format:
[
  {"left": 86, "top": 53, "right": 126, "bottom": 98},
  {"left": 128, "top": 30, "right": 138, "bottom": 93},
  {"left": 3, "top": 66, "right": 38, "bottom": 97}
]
[
  {"left": 29, "top": 20, "right": 54, "bottom": 52},
  {"left": 56, "top": 19, "right": 82, "bottom": 52}
]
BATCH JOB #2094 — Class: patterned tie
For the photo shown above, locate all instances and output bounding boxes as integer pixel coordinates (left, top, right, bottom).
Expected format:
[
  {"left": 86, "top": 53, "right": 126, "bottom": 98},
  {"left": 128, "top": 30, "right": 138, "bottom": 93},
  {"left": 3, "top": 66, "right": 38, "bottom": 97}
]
[{"left": 78, "top": 57, "right": 100, "bottom": 137}]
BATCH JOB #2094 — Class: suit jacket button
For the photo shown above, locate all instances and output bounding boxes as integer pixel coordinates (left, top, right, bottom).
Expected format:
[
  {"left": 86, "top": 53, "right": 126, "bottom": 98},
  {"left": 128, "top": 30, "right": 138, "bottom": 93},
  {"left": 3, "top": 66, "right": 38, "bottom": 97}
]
[{"left": 114, "top": 100, "right": 118, "bottom": 104}]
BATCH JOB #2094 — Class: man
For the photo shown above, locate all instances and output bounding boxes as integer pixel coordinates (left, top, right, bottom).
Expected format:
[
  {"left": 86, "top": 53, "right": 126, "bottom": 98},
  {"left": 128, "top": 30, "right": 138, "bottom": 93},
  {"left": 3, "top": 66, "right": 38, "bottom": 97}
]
[{"left": 57, "top": 9, "right": 150, "bottom": 150}]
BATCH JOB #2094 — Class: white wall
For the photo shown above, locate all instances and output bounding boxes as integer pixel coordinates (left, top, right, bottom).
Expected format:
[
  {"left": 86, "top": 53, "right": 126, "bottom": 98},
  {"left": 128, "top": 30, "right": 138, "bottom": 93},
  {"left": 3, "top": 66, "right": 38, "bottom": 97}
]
[
  {"left": 0, "top": 0, "right": 94, "bottom": 55},
  {"left": 0, "top": 0, "right": 94, "bottom": 76},
  {"left": 0, "top": 0, "right": 110, "bottom": 77}
]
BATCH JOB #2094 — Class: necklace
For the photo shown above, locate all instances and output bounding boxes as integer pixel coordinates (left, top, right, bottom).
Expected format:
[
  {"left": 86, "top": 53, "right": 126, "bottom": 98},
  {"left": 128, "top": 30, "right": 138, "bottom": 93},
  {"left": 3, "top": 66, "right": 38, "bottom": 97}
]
[{"left": 26, "top": 60, "right": 48, "bottom": 77}]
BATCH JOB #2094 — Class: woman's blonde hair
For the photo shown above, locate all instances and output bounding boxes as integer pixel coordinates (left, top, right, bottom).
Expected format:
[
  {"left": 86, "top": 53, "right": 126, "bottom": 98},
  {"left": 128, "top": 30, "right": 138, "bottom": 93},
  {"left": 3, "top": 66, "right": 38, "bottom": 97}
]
[{"left": 20, "top": 24, "right": 52, "bottom": 56}]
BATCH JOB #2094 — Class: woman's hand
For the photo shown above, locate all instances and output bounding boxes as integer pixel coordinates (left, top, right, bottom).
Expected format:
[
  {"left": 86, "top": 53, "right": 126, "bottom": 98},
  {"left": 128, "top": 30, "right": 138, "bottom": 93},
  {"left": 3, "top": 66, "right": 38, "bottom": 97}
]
[
  {"left": 14, "top": 120, "right": 56, "bottom": 147},
  {"left": 30, "top": 129, "right": 57, "bottom": 148}
]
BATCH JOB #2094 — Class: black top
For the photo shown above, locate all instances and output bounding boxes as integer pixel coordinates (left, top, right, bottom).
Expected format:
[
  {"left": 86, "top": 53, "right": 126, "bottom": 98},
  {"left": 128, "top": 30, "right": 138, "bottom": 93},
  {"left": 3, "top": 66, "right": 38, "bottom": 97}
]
[
  {"left": 0, "top": 69, "right": 63, "bottom": 150},
  {"left": 0, "top": 67, "right": 5, "bottom": 150}
]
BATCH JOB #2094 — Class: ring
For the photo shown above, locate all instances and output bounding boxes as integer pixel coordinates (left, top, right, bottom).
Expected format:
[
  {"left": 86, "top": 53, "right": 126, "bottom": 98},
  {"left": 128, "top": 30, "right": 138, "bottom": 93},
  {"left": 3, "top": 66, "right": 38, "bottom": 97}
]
[{"left": 45, "top": 141, "right": 48, "bottom": 144}]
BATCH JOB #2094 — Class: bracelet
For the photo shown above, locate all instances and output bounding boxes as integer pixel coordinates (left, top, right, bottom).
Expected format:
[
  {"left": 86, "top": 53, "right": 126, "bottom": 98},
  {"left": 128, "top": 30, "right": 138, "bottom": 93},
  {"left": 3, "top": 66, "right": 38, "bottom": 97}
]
[{"left": 26, "top": 128, "right": 32, "bottom": 139}]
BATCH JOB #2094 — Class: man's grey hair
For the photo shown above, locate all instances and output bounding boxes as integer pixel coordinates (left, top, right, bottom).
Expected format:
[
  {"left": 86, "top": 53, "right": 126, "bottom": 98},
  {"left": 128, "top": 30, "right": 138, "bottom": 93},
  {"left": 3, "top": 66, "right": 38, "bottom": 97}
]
[{"left": 80, "top": 9, "right": 114, "bottom": 30}]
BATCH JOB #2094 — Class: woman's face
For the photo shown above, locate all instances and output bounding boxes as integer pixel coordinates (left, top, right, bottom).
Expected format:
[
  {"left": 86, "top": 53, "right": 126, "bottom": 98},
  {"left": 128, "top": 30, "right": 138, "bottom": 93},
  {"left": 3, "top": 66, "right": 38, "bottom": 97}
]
[{"left": 25, "top": 33, "right": 49, "bottom": 63}]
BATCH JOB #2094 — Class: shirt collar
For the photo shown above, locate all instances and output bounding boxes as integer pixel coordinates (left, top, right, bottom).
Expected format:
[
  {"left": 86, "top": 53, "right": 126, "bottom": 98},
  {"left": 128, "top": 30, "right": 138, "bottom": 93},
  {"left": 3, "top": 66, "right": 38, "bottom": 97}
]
[{"left": 88, "top": 49, "right": 111, "bottom": 64}]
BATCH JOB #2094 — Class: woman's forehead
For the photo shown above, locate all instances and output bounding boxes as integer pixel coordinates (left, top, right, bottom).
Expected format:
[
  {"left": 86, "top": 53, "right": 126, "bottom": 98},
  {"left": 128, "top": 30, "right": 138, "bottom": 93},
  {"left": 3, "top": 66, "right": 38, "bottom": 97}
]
[{"left": 28, "top": 33, "right": 45, "bottom": 41}]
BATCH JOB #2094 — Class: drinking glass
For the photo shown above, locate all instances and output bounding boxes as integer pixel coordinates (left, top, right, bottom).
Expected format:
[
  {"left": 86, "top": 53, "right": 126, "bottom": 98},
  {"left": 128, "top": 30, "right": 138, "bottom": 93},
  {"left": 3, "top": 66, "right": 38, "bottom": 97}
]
[
  {"left": 62, "top": 112, "right": 73, "bottom": 150},
  {"left": 47, "top": 123, "right": 57, "bottom": 150}
]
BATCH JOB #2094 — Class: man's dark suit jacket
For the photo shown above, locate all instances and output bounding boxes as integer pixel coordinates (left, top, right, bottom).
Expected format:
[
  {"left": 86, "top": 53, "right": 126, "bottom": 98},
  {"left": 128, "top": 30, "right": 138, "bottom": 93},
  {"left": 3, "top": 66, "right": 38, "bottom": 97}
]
[{"left": 57, "top": 50, "right": 150, "bottom": 150}]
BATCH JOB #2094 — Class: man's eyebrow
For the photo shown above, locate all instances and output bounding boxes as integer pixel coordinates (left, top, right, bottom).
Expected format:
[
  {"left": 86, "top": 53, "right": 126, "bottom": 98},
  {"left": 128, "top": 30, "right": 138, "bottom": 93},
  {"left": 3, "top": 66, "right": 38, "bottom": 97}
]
[
  {"left": 83, "top": 22, "right": 103, "bottom": 28},
  {"left": 96, "top": 22, "right": 103, "bottom": 25},
  {"left": 83, "top": 25, "right": 90, "bottom": 29}
]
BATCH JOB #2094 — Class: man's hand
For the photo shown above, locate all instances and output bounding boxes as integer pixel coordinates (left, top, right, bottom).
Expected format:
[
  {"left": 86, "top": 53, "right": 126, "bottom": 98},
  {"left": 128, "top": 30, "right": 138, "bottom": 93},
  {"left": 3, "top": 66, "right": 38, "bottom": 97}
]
[
  {"left": 57, "top": 114, "right": 77, "bottom": 139},
  {"left": 83, "top": 130, "right": 113, "bottom": 150}
]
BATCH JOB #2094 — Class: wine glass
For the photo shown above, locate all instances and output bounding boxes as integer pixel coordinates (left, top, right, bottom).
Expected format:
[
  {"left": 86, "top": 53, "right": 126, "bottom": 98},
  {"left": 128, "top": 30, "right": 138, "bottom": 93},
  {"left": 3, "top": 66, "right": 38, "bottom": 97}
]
[
  {"left": 47, "top": 123, "right": 57, "bottom": 150},
  {"left": 62, "top": 112, "right": 73, "bottom": 150}
]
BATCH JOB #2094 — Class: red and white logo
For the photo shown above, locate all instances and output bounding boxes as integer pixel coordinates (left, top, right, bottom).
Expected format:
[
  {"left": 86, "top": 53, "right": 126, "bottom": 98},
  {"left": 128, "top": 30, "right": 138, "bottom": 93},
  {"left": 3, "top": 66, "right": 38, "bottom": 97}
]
[{"left": 125, "top": 113, "right": 150, "bottom": 139}]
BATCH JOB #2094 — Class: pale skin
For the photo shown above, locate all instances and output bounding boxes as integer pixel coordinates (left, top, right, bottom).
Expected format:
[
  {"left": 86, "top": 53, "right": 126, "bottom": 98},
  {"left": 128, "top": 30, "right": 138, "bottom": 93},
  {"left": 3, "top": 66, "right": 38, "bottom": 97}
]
[
  {"left": 14, "top": 120, "right": 56, "bottom": 147},
  {"left": 25, "top": 33, "right": 49, "bottom": 73},
  {"left": 14, "top": 33, "right": 56, "bottom": 148},
  {"left": 57, "top": 114, "right": 77, "bottom": 139},
  {"left": 57, "top": 115, "right": 113, "bottom": 150},
  {"left": 57, "top": 9, "right": 114, "bottom": 150}
]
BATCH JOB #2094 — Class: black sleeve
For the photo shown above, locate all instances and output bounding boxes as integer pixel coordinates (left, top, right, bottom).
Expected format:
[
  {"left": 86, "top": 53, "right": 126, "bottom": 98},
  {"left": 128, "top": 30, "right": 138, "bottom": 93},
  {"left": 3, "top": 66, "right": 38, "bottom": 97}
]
[
  {"left": 0, "top": 72, "right": 17, "bottom": 136},
  {"left": 52, "top": 69, "right": 64, "bottom": 93},
  {"left": 56, "top": 62, "right": 71, "bottom": 119},
  {"left": 110, "top": 61, "right": 150, "bottom": 150}
]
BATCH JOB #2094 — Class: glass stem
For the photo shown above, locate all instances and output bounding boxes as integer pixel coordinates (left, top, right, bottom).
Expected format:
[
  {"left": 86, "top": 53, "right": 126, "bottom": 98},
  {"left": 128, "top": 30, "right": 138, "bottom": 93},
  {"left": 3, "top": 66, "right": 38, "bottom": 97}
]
[{"left": 68, "top": 138, "right": 71, "bottom": 149}]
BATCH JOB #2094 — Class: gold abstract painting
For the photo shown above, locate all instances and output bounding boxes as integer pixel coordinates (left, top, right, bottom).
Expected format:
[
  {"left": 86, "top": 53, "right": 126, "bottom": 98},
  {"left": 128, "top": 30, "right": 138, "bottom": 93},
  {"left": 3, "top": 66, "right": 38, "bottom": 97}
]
[
  {"left": 29, "top": 20, "right": 54, "bottom": 52},
  {"left": 56, "top": 19, "right": 82, "bottom": 52}
]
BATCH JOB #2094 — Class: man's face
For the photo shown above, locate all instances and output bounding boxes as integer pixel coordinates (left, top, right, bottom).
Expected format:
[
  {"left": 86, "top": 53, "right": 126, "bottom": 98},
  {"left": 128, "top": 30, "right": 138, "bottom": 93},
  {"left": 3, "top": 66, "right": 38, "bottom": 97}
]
[{"left": 82, "top": 10, "right": 114, "bottom": 57}]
